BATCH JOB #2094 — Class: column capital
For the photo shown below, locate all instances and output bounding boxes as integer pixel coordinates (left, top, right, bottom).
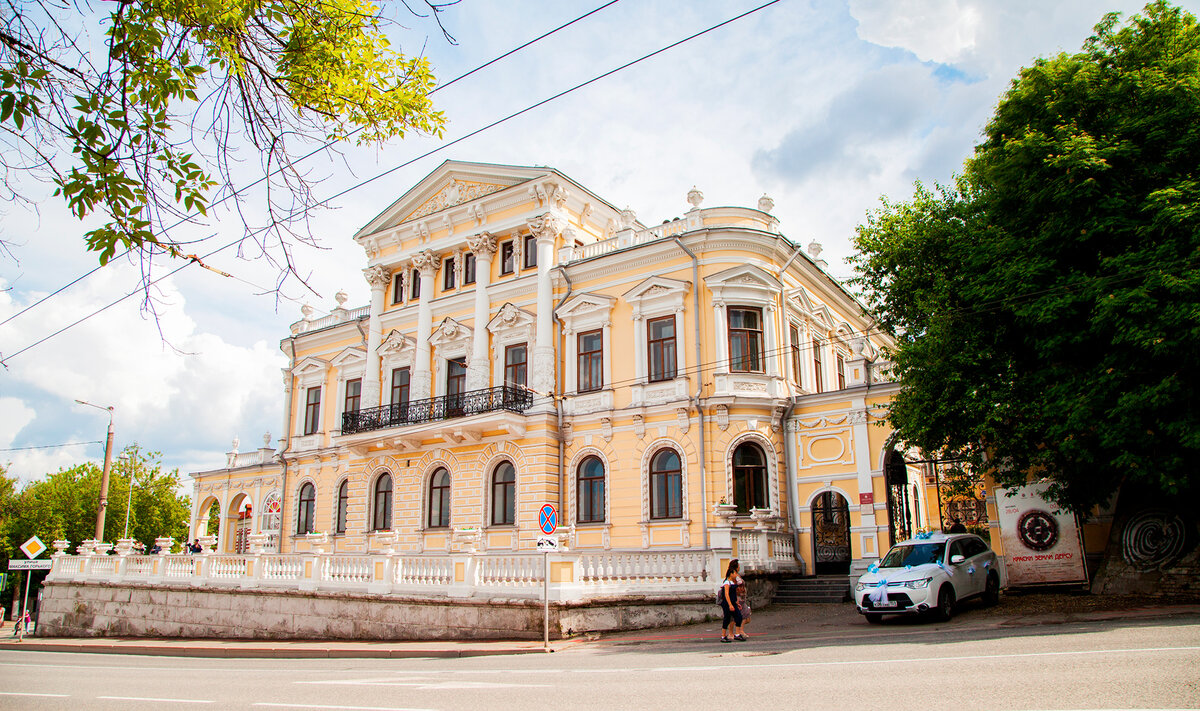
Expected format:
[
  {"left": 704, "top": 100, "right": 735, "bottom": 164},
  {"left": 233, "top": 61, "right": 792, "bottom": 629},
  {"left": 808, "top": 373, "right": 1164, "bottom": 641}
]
[
  {"left": 411, "top": 249, "right": 439, "bottom": 277},
  {"left": 527, "top": 212, "right": 567, "bottom": 244},
  {"left": 363, "top": 265, "right": 391, "bottom": 291},
  {"left": 466, "top": 231, "right": 498, "bottom": 258}
]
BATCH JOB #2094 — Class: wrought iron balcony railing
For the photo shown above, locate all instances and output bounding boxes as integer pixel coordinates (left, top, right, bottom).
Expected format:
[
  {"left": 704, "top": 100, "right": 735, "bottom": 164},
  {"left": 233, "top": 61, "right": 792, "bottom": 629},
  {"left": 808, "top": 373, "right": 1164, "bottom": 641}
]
[{"left": 341, "top": 385, "right": 533, "bottom": 435}]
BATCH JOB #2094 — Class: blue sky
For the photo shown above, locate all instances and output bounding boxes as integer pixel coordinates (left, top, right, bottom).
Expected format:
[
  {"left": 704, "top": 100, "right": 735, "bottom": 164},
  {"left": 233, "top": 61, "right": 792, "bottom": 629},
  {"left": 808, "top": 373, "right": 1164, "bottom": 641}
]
[{"left": 1, "top": 0, "right": 1194, "bottom": 485}]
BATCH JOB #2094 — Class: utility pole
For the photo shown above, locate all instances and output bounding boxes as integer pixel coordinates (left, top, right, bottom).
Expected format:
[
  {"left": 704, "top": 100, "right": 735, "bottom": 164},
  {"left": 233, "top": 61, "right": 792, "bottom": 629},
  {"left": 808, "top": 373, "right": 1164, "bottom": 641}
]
[{"left": 77, "top": 400, "right": 115, "bottom": 541}]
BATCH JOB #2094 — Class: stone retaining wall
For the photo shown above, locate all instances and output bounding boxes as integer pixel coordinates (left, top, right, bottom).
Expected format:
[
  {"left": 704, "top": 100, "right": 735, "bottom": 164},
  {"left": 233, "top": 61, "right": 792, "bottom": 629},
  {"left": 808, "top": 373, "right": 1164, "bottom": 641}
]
[{"left": 38, "top": 581, "right": 721, "bottom": 640}]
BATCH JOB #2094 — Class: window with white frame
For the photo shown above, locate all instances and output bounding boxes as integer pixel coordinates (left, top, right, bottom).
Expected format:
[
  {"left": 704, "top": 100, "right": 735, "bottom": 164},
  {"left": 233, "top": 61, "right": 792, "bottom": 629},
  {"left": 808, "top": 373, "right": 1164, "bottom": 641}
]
[
  {"left": 649, "top": 448, "right": 683, "bottom": 519},
  {"left": 490, "top": 462, "right": 516, "bottom": 526},
  {"left": 335, "top": 480, "right": 349, "bottom": 534},
  {"left": 555, "top": 292, "right": 617, "bottom": 396},
  {"left": 297, "top": 482, "right": 316, "bottom": 534},
  {"left": 703, "top": 265, "right": 783, "bottom": 380},
  {"left": 728, "top": 307, "right": 764, "bottom": 373},
  {"left": 623, "top": 276, "right": 689, "bottom": 386},
  {"left": 577, "top": 456, "right": 605, "bottom": 523},
  {"left": 373, "top": 473, "right": 393, "bottom": 530}
]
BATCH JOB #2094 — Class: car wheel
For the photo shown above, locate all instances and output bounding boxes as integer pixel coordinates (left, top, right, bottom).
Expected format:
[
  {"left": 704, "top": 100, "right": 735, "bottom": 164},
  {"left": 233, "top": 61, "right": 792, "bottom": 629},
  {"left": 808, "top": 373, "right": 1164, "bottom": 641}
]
[
  {"left": 864, "top": 613, "right": 884, "bottom": 624},
  {"left": 933, "top": 585, "right": 956, "bottom": 622},
  {"left": 982, "top": 572, "right": 1000, "bottom": 607}
]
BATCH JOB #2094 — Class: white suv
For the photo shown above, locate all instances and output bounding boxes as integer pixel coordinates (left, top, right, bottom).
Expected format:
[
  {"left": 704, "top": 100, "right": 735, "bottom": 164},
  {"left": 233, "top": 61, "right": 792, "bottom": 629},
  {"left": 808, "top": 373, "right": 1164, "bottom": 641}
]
[{"left": 855, "top": 533, "right": 1002, "bottom": 622}]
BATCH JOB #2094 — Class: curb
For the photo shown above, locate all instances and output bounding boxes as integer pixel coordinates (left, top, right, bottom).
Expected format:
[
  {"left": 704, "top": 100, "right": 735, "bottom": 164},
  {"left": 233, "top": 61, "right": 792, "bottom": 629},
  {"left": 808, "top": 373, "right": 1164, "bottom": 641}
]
[{"left": 0, "top": 640, "right": 554, "bottom": 659}]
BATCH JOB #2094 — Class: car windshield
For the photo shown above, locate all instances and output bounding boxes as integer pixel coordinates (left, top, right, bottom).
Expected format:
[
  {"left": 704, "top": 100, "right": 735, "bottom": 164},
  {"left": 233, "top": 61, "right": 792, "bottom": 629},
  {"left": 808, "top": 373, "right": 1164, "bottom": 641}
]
[{"left": 880, "top": 543, "right": 946, "bottom": 568}]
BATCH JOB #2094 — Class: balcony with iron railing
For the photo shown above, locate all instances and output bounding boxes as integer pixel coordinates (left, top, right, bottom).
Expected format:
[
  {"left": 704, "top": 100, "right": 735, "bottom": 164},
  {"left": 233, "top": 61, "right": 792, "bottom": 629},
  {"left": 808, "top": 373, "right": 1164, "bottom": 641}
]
[{"left": 341, "top": 385, "right": 533, "bottom": 436}]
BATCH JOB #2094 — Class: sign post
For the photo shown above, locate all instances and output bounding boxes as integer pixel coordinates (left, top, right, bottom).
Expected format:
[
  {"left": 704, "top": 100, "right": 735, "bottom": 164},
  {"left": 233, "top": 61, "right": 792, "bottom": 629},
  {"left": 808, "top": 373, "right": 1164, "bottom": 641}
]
[
  {"left": 538, "top": 504, "right": 558, "bottom": 652},
  {"left": 14, "top": 536, "right": 46, "bottom": 641}
]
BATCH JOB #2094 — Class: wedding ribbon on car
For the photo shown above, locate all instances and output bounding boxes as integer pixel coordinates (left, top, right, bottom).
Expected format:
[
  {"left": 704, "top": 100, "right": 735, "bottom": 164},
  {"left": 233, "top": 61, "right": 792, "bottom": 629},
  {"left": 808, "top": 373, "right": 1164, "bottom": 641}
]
[{"left": 868, "top": 578, "right": 890, "bottom": 605}]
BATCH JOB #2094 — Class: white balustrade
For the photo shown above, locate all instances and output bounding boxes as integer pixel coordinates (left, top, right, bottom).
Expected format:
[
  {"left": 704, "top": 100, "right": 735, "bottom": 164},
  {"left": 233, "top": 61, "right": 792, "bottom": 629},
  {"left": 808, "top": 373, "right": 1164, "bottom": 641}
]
[
  {"left": 46, "top": 548, "right": 792, "bottom": 599},
  {"left": 262, "top": 555, "right": 304, "bottom": 581},
  {"left": 124, "top": 555, "right": 157, "bottom": 577},
  {"left": 325, "top": 555, "right": 373, "bottom": 585},
  {"left": 476, "top": 555, "right": 542, "bottom": 587}
]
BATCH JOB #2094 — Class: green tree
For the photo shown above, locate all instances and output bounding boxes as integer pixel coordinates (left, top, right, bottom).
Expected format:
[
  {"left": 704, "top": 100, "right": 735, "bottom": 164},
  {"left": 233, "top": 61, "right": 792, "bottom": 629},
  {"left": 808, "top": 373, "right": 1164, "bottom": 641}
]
[
  {"left": 2, "top": 445, "right": 191, "bottom": 553},
  {"left": 0, "top": 0, "right": 445, "bottom": 274},
  {"left": 851, "top": 1, "right": 1200, "bottom": 513}
]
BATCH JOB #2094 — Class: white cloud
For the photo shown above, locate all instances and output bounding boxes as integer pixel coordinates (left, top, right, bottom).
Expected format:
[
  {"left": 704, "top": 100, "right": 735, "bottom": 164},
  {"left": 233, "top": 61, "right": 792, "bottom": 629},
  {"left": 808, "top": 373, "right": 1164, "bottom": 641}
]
[{"left": 849, "top": 0, "right": 982, "bottom": 64}]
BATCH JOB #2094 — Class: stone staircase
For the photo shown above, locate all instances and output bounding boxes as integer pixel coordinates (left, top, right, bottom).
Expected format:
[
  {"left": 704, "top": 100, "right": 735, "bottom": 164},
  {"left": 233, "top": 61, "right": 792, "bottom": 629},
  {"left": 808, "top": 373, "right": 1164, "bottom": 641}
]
[{"left": 772, "top": 575, "right": 852, "bottom": 604}]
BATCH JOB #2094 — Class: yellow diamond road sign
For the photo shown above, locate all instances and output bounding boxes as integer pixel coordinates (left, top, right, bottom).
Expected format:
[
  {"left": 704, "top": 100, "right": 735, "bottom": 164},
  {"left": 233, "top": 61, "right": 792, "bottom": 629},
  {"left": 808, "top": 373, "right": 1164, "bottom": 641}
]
[{"left": 20, "top": 536, "right": 46, "bottom": 559}]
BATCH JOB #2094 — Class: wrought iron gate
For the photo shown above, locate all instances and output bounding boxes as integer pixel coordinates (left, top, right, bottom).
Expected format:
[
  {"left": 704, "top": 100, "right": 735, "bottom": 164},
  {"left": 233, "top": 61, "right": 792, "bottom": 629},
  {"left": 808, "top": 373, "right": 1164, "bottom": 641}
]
[{"left": 812, "top": 491, "right": 851, "bottom": 574}]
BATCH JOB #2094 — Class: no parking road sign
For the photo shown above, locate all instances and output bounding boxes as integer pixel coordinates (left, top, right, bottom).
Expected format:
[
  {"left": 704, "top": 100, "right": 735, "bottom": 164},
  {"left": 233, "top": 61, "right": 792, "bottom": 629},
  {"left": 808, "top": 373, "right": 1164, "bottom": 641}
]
[{"left": 538, "top": 504, "right": 558, "bottom": 535}]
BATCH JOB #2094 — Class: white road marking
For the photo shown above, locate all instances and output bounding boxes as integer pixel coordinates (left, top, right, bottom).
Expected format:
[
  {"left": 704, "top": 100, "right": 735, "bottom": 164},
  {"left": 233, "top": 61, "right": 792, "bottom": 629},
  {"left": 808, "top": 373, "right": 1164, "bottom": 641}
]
[
  {"left": 98, "top": 696, "right": 214, "bottom": 704},
  {"left": 0, "top": 692, "right": 70, "bottom": 697},
  {"left": 253, "top": 704, "right": 436, "bottom": 711}
]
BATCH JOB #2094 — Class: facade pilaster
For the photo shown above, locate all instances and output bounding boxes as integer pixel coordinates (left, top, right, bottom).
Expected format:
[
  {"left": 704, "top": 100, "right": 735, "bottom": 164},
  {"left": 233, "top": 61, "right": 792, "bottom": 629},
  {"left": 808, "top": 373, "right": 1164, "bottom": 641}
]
[
  {"left": 466, "top": 232, "right": 497, "bottom": 390},
  {"left": 362, "top": 265, "right": 390, "bottom": 407},
  {"left": 411, "top": 249, "right": 439, "bottom": 400}
]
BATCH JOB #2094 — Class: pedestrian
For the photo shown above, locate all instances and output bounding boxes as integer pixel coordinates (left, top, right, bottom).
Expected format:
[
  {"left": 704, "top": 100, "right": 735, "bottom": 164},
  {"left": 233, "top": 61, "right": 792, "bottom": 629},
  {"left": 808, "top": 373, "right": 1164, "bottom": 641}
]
[
  {"left": 948, "top": 517, "right": 967, "bottom": 533},
  {"left": 719, "top": 558, "right": 747, "bottom": 643},
  {"left": 736, "top": 566, "right": 752, "bottom": 632}
]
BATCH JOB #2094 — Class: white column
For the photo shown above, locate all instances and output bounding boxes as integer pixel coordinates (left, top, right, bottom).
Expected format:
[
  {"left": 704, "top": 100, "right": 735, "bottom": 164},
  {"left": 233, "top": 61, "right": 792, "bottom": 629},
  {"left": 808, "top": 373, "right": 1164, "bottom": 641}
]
[
  {"left": 362, "top": 265, "right": 390, "bottom": 407},
  {"left": 764, "top": 304, "right": 779, "bottom": 377},
  {"left": 528, "top": 213, "right": 565, "bottom": 399},
  {"left": 713, "top": 301, "right": 728, "bottom": 371},
  {"left": 632, "top": 312, "right": 646, "bottom": 382},
  {"left": 411, "top": 250, "right": 438, "bottom": 400},
  {"left": 466, "top": 232, "right": 497, "bottom": 391}
]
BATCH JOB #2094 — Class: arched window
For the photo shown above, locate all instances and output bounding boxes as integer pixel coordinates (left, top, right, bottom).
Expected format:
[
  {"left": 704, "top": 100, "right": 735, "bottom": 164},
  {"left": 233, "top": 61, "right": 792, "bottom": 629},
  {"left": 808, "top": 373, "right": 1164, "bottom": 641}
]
[
  {"left": 373, "top": 473, "right": 393, "bottom": 530},
  {"left": 733, "top": 442, "right": 768, "bottom": 513},
  {"left": 260, "top": 493, "right": 282, "bottom": 532},
  {"left": 335, "top": 480, "right": 349, "bottom": 534},
  {"left": 577, "top": 456, "right": 606, "bottom": 523},
  {"left": 296, "top": 482, "right": 316, "bottom": 534},
  {"left": 491, "top": 462, "right": 516, "bottom": 526},
  {"left": 650, "top": 449, "right": 682, "bottom": 519},
  {"left": 428, "top": 468, "right": 451, "bottom": 528}
]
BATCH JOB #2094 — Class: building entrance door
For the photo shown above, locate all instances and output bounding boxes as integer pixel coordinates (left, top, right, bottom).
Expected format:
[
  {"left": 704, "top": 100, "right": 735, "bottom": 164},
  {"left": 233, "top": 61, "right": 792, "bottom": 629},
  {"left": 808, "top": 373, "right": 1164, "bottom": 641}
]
[{"left": 812, "top": 491, "right": 851, "bottom": 574}]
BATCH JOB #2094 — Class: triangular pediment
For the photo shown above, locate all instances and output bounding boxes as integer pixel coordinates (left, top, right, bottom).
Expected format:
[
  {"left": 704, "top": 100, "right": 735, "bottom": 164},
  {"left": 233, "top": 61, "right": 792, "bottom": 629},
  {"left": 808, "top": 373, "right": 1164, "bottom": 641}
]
[
  {"left": 355, "top": 161, "right": 555, "bottom": 238},
  {"left": 487, "top": 303, "right": 536, "bottom": 334},
  {"left": 704, "top": 264, "right": 781, "bottom": 290},
  {"left": 623, "top": 275, "right": 690, "bottom": 302},
  {"left": 378, "top": 329, "right": 416, "bottom": 356},
  {"left": 555, "top": 292, "right": 617, "bottom": 320},
  {"left": 428, "top": 317, "right": 474, "bottom": 347},
  {"left": 330, "top": 347, "right": 367, "bottom": 368},
  {"left": 291, "top": 356, "right": 330, "bottom": 377},
  {"left": 788, "top": 287, "right": 817, "bottom": 313}
]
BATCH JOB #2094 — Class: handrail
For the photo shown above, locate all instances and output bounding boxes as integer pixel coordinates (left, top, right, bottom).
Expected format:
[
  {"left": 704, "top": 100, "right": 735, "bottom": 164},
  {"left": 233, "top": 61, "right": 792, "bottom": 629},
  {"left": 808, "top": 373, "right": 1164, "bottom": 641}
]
[{"left": 342, "top": 385, "right": 533, "bottom": 435}]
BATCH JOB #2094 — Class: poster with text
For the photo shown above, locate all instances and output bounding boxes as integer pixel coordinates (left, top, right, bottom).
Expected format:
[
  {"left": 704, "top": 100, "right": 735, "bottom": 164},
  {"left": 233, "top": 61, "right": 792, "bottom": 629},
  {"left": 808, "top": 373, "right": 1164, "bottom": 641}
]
[{"left": 995, "top": 482, "right": 1087, "bottom": 586}]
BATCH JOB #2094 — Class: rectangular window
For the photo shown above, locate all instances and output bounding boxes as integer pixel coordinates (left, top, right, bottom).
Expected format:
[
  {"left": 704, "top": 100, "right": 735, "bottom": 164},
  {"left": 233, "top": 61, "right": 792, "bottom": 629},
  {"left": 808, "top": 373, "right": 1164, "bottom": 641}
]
[
  {"left": 523, "top": 234, "right": 538, "bottom": 269},
  {"left": 577, "top": 329, "right": 603, "bottom": 393},
  {"left": 443, "top": 256, "right": 456, "bottom": 291},
  {"left": 813, "top": 337, "right": 824, "bottom": 393},
  {"left": 728, "top": 307, "right": 764, "bottom": 373},
  {"left": 500, "top": 241, "right": 515, "bottom": 275},
  {"left": 505, "top": 343, "right": 527, "bottom": 387},
  {"left": 647, "top": 315, "right": 677, "bottom": 382},
  {"left": 446, "top": 358, "right": 467, "bottom": 417},
  {"left": 410, "top": 269, "right": 421, "bottom": 300},
  {"left": 343, "top": 378, "right": 361, "bottom": 413},
  {"left": 393, "top": 273, "right": 404, "bottom": 305},
  {"left": 836, "top": 353, "right": 846, "bottom": 390},
  {"left": 463, "top": 253, "right": 476, "bottom": 284},
  {"left": 390, "top": 367, "right": 410, "bottom": 406},
  {"left": 789, "top": 323, "right": 802, "bottom": 383},
  {"left": 303, "top": 387, "right": 321, "bottom": 435}
]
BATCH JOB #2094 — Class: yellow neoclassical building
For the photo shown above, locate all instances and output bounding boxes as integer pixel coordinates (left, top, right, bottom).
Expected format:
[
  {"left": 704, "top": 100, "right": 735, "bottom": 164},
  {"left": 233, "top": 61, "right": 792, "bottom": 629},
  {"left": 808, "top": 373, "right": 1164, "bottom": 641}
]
[{"left": 187, "top": 159, "right": 924, "bottom": 580}]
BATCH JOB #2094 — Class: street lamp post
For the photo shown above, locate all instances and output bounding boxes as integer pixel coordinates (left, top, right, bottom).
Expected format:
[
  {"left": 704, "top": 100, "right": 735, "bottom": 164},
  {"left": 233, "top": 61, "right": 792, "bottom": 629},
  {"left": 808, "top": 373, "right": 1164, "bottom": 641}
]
[{"left": 76, "top": 399, "right": 115, "bottom": 541}]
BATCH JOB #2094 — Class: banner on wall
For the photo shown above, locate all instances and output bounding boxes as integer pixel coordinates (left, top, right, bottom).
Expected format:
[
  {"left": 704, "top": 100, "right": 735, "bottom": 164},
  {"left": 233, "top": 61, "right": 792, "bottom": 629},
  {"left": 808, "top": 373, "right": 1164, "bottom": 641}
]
[{"left": 995, "top": 482, "right": 1087, "bottom": 586}]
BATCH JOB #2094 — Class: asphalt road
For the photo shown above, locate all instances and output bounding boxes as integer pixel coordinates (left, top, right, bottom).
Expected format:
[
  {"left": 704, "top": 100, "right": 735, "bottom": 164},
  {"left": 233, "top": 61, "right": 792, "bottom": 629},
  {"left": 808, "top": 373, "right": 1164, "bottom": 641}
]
[{"left": 1, "top": 615, "right": 1197, "bottom": 710}]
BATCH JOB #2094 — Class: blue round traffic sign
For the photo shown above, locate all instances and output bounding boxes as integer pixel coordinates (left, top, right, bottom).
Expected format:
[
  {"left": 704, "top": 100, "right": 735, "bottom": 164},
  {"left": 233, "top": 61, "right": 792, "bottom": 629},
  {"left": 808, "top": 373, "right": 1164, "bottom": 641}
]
[{"left": 538, "top": 504, "right": 558, "bottom": 535}]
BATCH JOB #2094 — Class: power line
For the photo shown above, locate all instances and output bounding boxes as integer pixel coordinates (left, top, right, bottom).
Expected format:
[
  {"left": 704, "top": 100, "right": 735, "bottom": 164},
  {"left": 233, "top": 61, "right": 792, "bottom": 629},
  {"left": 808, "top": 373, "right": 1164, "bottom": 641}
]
[
  {"left": 0, "top": 0, "right": 627, "bottom": 331},
  {"left": 0, "top": 440, "right": 102, "bottom": 453},
  {"left": 0, "top": 0, "right": 782, "bottom": 365}
]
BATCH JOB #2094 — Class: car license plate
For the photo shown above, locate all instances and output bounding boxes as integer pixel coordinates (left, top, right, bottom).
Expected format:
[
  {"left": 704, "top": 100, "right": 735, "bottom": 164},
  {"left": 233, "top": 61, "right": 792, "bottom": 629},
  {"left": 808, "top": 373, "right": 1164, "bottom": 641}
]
[{"left": 875, "top": 600, "right": 897, "bottom": 608}]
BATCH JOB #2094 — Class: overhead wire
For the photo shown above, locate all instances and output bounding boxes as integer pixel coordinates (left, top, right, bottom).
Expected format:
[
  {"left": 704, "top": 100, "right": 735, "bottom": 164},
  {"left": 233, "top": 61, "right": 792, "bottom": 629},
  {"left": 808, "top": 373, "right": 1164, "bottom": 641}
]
[
  {"left": 0, "top": 0, "right": 783, "bottom": 366},
  {"left": 0, "top": 0, "right": 627, "bottom": 330}
]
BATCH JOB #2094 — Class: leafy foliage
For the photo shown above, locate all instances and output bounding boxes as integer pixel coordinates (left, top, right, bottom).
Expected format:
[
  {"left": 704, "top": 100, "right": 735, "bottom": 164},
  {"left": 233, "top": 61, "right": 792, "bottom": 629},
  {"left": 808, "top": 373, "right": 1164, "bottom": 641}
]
[
  {"left": 851, "top": 2, "right": 1200, "bottom": 512},
  {"left": 0, "top": 0, "right": 445, "bottom": 276},
  {"left": 0, "top": 446, "right": 191, "bottom": 558}
]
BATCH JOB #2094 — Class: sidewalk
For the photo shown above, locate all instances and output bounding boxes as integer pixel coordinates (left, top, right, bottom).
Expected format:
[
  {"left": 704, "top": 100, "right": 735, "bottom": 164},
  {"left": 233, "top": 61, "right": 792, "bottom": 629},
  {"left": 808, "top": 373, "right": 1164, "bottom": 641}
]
[{"left": 0, "top": 598, "right": 1196, "bottom": 659}]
